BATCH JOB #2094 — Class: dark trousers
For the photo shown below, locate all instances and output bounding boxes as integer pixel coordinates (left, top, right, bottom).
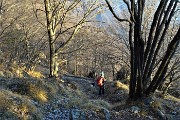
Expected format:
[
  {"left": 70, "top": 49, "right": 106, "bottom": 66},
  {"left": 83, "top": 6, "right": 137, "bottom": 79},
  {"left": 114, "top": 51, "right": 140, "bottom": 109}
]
[{"left": 98, "top": 85, "right": 104, "bottom": 95}]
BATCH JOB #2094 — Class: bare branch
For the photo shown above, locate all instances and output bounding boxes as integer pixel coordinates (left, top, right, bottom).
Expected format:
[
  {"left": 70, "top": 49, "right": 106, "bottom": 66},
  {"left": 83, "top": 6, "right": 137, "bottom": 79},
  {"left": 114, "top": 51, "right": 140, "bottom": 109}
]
[
  {"left": 59, "top": 43, "right": 85, "bottom": 55},
  {"left": 105, "top": 0, "right": 131, "bottom": 23},
  {"left": 123, "top": 0, "right": 136, "bottom": 22},
  {"left": 55, "top": 25, "right": 81, "bottom": 53},
  {"left": 33, "top": 1, "right": 46, "bottom": 27},
  {"left": 0, "top": 15, "right": 19, "bottom": 38},
  {"left": 54, "top": 0, "right": 99, "bottom": 42},
  {"left": 66, "top": 0, "right": 81, "bottom": 12}
]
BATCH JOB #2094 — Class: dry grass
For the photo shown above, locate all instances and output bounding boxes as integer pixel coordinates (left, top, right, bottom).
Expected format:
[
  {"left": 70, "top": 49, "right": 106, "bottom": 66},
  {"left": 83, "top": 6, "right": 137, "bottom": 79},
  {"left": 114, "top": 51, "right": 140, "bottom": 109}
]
[
  {"left": 49, "top": 79, "right": 111, "bottom": 111},
  {"left": 27, "top": 70, "right": 44, "bottom": 78},
  {"left": 0, "top": 90, "right": 42, "bottom": 120},
  {"left": 104, "top": 81, "right": 129, "bottom": 103},
  {"left": 114, "top": 81, "right": 129, "bottom": 90},
  {"left": 164, "top": 94, "right": 180, "bottom": 102},
  {"left": 0, "top": 63, "right": 44, "bottom": 79},
  {"left": 0, "top": 76, "right": 63, "bottom": 119},
  {"left": 5, "top": 79, "right": 50, "bottom": 103},
  {"left": 63, "top": 96, "right": 110, "bottom": 111},
  {"left": 29, "top": 84, "right": 48, "bottom": 102},
  {"left": 106, "top": 81, "right": 129, "bottom": 94},
  {"left": 1, "top": 73, "right": 179, "bottom": 120},
  {"left": 0, "top": 91, "right": 13, "bottom": 108},
  {"left": 3, "top": 75, "right": 109, "bottom": 112},
  {"left": 0, "top": 62, "right": 24, "bottom": 78}
]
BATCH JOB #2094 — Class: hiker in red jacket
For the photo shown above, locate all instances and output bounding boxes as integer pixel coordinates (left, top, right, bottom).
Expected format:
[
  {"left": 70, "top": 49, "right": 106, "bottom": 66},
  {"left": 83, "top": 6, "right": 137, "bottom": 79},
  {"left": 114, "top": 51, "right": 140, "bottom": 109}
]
[{"left": 96, "top": 72, "right": 105, "bottom": 95}]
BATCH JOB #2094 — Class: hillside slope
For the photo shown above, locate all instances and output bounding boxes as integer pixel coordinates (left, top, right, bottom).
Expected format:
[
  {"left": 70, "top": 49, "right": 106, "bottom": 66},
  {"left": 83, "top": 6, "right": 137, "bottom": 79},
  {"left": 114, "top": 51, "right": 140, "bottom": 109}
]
[{"left": 0, "top": 75, "right": 179, "bottom": 120}]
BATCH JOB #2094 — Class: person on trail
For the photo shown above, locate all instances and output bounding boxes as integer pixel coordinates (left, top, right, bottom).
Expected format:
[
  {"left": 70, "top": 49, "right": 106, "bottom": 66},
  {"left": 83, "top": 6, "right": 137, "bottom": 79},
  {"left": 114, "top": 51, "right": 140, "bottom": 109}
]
[{"left": 96, "top": 72, "right": 105, "bottom": 95}]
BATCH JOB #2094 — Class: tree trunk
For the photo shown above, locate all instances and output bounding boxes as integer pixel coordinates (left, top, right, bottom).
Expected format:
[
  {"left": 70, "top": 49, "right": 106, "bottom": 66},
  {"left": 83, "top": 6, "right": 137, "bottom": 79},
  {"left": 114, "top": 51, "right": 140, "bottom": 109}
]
[
  {"left": 44, "top": 0, "right": 58, "bottom": 77},
  {"left": 129, "top": 22, "right": 136, "bottom": 99},
  {"left": 146, "top": 27, "right": 180, "bottom": 95},
  {"left": 106, "top": 0, "right": 179, "bottom": 100},
  {"left": 143, "top": 0, "right": 168, "bottom": 87}
]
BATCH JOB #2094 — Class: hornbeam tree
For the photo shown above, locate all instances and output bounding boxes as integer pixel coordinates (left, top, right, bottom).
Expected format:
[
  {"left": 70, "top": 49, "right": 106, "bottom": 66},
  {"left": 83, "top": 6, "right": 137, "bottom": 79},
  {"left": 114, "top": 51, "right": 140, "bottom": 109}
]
[
  {"left": 105, "top": 0, "right": 180, "bottom": 99},
  {"left": 40, "top": 0, "right": 100, "bottom": 77}
]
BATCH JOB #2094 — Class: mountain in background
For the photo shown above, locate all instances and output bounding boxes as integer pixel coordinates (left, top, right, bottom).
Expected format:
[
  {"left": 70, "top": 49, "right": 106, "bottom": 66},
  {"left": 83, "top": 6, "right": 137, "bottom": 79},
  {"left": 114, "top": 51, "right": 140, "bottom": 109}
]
[{"left": 94, "top": 0, "right": 129, "bottom": 38}]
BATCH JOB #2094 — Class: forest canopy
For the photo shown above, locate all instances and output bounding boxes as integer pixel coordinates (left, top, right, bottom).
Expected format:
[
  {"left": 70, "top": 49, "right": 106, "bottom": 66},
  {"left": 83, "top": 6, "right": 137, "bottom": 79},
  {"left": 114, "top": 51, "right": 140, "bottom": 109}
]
[{"left": 0, "top": 0, "right": 179, "bottom": 99}]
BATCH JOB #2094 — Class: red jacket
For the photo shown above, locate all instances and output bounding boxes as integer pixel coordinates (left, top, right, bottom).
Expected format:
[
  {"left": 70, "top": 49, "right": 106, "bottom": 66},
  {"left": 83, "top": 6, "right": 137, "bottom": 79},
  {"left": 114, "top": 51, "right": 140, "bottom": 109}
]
[{"left": 96, "top": 76, "right": 105, "bottom": 87}]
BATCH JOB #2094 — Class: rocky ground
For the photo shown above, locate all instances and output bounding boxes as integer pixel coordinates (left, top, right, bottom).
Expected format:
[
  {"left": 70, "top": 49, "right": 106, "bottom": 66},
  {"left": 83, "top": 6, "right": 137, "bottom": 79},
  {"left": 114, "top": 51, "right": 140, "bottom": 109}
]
[
  {"left": 0, "top": 74, "right": 179, "bottom": 120},
  {"left": 41, "top": 75, "right": 180, "bottom": 120}
]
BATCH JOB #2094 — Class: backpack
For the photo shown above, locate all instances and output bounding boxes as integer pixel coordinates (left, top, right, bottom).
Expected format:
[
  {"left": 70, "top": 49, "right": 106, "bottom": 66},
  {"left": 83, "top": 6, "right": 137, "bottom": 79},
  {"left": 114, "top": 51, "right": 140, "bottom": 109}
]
[{"left": 97, "top": 77, "right": 104, "bottom": 87}]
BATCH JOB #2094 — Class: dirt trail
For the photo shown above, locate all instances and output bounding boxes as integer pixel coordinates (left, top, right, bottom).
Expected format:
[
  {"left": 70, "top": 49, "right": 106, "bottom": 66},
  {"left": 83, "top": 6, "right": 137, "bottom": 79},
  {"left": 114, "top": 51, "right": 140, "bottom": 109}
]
[
  {"left": 61, "top": 74, "right": 128, "bottom": 107},
  {"left": 62, "top": 75, "right": 99, "bottom": 98},
  {"left": 61, "top": 75, "right": 180, "bottom": 120}
]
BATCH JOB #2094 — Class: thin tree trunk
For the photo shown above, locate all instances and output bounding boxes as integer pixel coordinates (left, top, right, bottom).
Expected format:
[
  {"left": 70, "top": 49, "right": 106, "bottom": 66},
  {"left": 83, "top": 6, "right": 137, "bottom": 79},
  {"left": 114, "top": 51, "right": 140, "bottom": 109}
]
[
  {"left": 146, "top": 0, "right": 178, "bottom": 82},
  {"left": 129, "top": 0, "right": 135, "bottom": 99},
  {"left": 129, "top": 22, "right": 136, "bottom": 98},
  {"left": 146, "top": 27, "right": 180, "bottom": 95},
  {"left": 143, "top": 0, "right": 168, "bottom": 86},
  {"left": 44, "top": 0, "right": 57, "bottom": 77}
]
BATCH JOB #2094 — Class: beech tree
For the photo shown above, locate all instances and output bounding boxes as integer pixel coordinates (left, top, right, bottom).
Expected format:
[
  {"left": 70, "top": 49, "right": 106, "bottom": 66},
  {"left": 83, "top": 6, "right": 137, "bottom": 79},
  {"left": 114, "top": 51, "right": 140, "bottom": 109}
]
[
  {"left": 105, "top": 0, "right": 180, "bottom": 99},
  {"left": 41, "top": 0, "right": 100, "bottom": 77},
  {"left": 0, "top": 0, "right": 46, "bottom": 72},
  {"left": 158, "top": 57, "right": 180, "bottom": 95}
]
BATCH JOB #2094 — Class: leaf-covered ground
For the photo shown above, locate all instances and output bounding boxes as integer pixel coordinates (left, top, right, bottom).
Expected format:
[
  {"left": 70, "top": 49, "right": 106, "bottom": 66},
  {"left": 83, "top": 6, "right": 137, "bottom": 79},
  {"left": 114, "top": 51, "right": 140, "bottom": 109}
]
[{"left": 0, "top": 73, "right": 179, "bottom": 120}]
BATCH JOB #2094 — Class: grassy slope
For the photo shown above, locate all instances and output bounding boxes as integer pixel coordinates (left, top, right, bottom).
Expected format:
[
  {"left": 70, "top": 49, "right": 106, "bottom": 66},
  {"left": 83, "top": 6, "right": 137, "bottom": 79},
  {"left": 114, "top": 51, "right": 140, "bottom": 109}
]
[
  {"left": 0, "top": 71, "right": 179, "bottom": 119},
  {"left": 0, "top": 74, "right": 111, "bottom": 119}
]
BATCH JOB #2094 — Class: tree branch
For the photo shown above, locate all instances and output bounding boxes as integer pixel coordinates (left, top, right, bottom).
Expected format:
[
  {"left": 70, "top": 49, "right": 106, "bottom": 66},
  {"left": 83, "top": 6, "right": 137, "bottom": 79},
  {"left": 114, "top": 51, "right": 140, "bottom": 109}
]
[
  {"left": 33, "top": 1, "right": 46, "bottom": 27},
  {"left": 123, "top": 0, "right": 136, "bottom": 22},
  {"left": 105, "top": 0, "right": 131, "bottom": 23}
]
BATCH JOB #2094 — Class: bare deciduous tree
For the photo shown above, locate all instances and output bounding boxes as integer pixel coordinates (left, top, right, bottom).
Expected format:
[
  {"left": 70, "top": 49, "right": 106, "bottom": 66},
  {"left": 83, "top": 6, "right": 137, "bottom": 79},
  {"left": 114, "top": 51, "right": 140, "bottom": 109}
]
[
  {"left": 105, "top": 0, "right": 180, "bottom": 99},
  {"left": 41, "top": 0, "right": 100, "bottom": 77}
]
